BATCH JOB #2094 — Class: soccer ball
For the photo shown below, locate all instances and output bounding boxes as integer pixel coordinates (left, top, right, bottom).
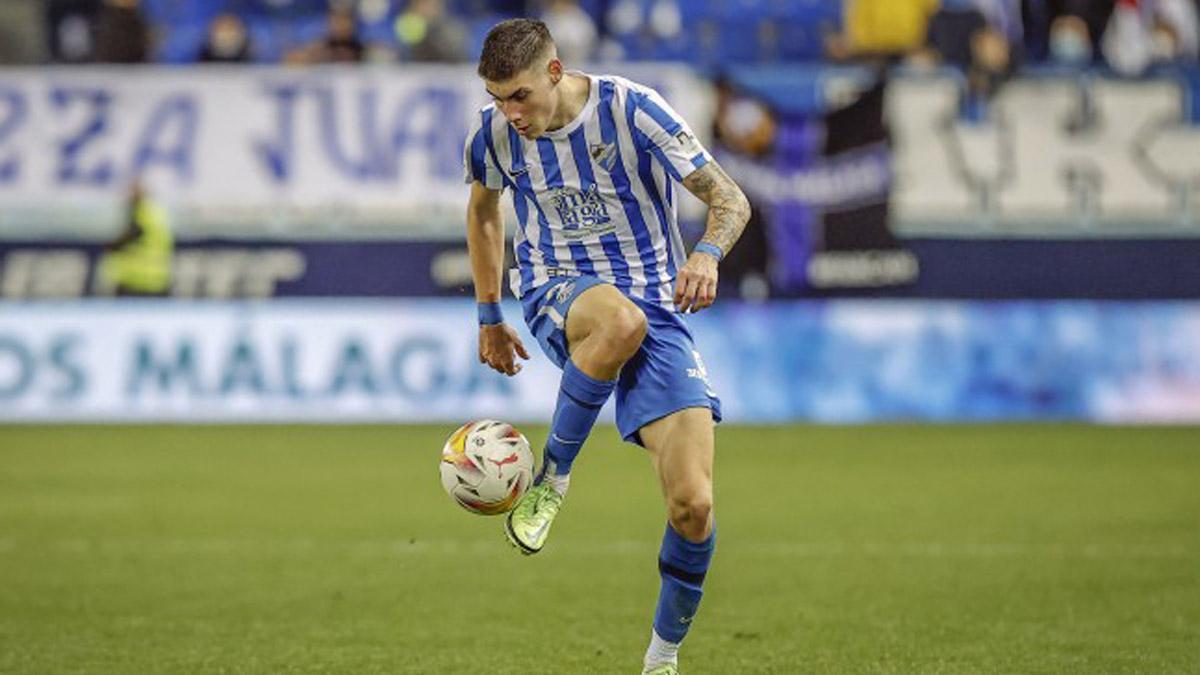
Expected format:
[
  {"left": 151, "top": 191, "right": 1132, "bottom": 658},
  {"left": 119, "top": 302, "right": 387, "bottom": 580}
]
[{"left": 439, "top": 420, "right": 534, "bottom": 515}]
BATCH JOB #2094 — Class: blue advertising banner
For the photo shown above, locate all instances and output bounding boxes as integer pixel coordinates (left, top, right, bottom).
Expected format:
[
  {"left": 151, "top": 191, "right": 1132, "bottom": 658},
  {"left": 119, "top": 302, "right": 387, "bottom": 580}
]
[{"left": 1, "top": 300, "right": 1197, "bottom": 424}]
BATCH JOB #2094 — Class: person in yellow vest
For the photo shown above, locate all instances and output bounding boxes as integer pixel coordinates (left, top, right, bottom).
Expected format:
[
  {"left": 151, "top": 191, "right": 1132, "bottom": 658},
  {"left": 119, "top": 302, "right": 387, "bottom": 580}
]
[
  {"left": 828, "top": 0, "right": 940, "bottom": 60},
  {"left": 100, "top": 182, "right": 173, "bottom": 296}
]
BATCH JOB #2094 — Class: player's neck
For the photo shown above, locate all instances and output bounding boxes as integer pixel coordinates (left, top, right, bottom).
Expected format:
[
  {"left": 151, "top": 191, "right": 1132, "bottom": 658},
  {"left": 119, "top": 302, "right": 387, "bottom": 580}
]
[{"left": 546, "top": 73, "right": 589, "bottom": 133}]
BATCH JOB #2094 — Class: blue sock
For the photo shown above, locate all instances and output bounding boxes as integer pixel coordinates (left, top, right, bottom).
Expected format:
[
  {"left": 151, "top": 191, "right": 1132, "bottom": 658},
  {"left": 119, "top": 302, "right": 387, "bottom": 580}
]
[
  {"left": 653, "top": 523, "right": 715, "bottom": 644},
  {"left": 538, "top": 359, "right": 615, "bottom": 480}
]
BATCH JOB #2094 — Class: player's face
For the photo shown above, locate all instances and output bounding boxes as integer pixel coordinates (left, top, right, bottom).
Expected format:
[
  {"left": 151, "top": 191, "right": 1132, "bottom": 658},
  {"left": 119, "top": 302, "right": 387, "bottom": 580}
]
[{"left": 485, "top": 60, "right": 562, "bottom": 140}]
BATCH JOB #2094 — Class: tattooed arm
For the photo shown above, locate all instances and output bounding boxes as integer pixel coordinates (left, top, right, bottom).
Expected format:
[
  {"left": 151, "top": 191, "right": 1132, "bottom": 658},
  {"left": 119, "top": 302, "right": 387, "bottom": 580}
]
[{"left": 674, "top": 161, "right": 751, "bottom": 313}]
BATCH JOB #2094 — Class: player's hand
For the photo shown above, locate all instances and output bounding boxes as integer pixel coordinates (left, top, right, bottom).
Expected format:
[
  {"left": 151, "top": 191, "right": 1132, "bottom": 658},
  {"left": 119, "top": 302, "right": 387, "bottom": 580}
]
[
  {"left": 478, "top": 323, "right": 530, "bottom": 376},
  {"left": 674, "top": 251, "right": 719, "bottom": 313}
]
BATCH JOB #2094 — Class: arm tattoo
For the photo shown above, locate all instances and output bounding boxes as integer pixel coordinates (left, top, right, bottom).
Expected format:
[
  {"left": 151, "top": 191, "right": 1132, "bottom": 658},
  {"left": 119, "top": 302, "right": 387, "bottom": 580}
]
[{"left": 682, "top": 161, "right": 751, "bottom": 256}]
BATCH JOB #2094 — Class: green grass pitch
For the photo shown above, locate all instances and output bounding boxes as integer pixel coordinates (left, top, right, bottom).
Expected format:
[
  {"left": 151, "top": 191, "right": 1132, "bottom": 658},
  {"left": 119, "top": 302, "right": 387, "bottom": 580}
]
[{"left": 1, "top": 424, "right": 1197, "bottom": 673}]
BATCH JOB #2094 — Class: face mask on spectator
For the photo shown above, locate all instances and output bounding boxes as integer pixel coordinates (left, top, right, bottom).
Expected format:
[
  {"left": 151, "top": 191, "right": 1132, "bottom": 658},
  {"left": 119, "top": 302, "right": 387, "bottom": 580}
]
[{"left": 1050, "top": 30, "right": 1092, "bottom": 65}]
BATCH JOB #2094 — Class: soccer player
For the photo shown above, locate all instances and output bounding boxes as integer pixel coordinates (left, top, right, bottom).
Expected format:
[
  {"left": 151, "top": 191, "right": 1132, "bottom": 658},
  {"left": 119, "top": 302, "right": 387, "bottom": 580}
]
[{"left": 462, "top": 19, "right": 749, "bottom": 675}]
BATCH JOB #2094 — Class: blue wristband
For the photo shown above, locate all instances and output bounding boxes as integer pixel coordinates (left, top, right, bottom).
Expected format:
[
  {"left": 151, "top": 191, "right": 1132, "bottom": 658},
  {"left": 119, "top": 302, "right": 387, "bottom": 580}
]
[
  {"left": 694, "top": 242, "right": 724, "bottom": 262},
  {"left": 478, "top": 302, "right": 504, "bottom": 326}
]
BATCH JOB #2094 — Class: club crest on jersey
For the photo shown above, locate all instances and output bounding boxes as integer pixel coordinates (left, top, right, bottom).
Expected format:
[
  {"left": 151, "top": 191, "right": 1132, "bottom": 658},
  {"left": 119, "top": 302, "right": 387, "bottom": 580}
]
[
  {"left": 549, "top": 184, "right": 613, "bottom": 238},
  {"left": 589, "top": 142, "right": 618, "bottom": 171}
]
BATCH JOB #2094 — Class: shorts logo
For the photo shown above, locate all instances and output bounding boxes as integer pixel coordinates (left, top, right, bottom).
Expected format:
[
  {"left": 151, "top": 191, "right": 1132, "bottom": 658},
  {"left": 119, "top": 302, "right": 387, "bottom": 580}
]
[
  {"left": 549, "top": 184, "right": 613, "bottom": 238},
  {"left": 687, "top": 349, "right": 716, "bottom": 397}
]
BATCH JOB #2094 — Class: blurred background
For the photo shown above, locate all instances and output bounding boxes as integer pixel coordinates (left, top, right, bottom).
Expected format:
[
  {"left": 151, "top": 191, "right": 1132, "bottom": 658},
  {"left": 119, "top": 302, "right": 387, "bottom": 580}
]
[
  {"left": 1, "top": 0, "right": 1199, "bottom": 423},
  {"left": 2, "top": 3, "right": 1199, "bottom": 673}
]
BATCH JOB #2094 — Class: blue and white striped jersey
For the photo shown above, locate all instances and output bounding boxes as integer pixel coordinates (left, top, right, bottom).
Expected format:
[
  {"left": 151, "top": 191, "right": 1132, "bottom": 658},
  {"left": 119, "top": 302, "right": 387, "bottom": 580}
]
[{"left": 463, "top": 73, "right": 712, "bottom": 309}]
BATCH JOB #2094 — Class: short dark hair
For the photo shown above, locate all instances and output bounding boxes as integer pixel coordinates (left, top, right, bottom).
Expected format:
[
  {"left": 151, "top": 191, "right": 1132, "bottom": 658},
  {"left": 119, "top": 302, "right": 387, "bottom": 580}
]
[{"left": 477, "top": 19, "right": 555, "bottom": 82}]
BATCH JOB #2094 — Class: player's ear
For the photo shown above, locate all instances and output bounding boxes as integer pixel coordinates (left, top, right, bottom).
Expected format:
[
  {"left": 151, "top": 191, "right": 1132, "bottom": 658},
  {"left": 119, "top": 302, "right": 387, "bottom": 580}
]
[{"left": 547, "top": 58, "right": 563, "bottom": 84}]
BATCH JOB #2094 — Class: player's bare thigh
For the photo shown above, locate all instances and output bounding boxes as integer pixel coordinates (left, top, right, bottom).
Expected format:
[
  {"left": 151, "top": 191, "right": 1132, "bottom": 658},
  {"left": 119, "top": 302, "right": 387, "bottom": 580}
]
[
  {"left": 640, "top": 407, "right": 715, "bottom": 542},
  {"left": 564, "top": 282, "right": 647, "bottom": 379}
]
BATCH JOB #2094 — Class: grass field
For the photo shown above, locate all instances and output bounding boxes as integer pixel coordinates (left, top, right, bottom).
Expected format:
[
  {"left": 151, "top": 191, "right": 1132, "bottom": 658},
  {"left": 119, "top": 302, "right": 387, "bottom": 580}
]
[{"left": 1, "top": 424, "right": 1197, "bottom": 674}]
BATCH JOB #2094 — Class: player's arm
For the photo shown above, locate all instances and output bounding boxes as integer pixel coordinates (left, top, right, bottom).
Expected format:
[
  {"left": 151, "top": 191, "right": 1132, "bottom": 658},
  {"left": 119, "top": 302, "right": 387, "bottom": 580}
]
[
  {"left": 466, "top": 180, "right": 529, "bottom": 376},
  {"left": 676, "top": 160, "right": 751, "bottom": 313}
]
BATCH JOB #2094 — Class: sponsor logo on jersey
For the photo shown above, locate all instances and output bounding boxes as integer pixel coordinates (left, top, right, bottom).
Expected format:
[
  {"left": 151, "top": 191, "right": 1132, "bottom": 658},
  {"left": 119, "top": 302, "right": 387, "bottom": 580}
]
[{"left": 549, "top": 184, "right": 614, "bottom": 239}]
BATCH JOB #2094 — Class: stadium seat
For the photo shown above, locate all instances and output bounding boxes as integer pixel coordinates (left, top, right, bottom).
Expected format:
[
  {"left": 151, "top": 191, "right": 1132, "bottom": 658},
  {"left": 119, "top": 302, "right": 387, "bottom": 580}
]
[
  {"left": 716, "top": 20, "right": 766, "bottom": 63},
  {"left": 156, "top": 19, "right": 210, "bottom": 63},
  {"left": 246, "top": 17, "right": 285, "bottom": 62}
]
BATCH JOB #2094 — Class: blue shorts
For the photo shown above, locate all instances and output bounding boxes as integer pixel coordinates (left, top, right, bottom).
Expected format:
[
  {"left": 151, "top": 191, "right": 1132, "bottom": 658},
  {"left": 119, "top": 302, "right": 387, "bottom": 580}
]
[{"left": 521, "top": 275, "right": 722, "bottom": 446}]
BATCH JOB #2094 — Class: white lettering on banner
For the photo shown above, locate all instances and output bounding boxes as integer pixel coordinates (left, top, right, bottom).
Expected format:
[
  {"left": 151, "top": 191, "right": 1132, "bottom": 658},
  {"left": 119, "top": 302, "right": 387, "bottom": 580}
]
[
  {"left": 0, "top": 66, "right": 713, "bottom": 241},
  {"left": 889, "top": 75, "right": 1200, "bottom": 235},
  {"left": 3, "top": 300, "right": 1199, "bottom": 424}
]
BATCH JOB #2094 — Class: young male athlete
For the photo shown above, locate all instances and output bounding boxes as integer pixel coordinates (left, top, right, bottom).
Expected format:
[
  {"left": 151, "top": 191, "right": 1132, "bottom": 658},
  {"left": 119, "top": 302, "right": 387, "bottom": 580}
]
[{"left": 462, "top": 19, "right": 749, "bottom": 675}]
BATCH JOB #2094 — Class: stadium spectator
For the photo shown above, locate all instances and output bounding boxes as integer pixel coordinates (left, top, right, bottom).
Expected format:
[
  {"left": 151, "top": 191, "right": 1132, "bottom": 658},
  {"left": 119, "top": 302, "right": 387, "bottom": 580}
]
[
  {"left": 198, "top": 13, "right": 253, "bottom": 63},
  {"left": 99, "top": 182, "right": 173, "bottom": 297},
  {"left": 1157, "top": 0, "right": 1200, "bottom": 58},
  {"left": 1102, "top": 0, "right": 1199, "bottom": 74},
  {"left": 540, "top": 0, "right": 599, "bottom": 64},
  {"left": 1048, "top": 13, "right": 1097, "bottom": 65},
  {"left": 0, "top": 0, "right": 45, "bottom": 64},
  {"left": 711, "top": 79, "right": 774, "bottom": 300},
  {"left": 967, "top": 25, "right": 1013, "bottom": 97},
  {"left": 917, "top": 0, "right": 1014, "bottom": 101},
  {"left": 921, "top": 0, "right": 994, "bottom": 68},
  {"left": 828, "top": 0, "right": 940, "bottom": 60},
  {"left": 287, "top": 5, "right": 365, "bottom": 64},
  {"left": 47, "top": 0, "right": 100, "bottom": 63},
  {"left": 93, "top": 0, "right": 150, "bottom": 64},
  {"left": 1023, "top": 0, "right": 1116, "bottom": 62},
  {"left": 396, "top": 0, "right": 468, "bottom": 62},
  {"left": 714, "top": 82, "right": 775, "bottom": 159}
]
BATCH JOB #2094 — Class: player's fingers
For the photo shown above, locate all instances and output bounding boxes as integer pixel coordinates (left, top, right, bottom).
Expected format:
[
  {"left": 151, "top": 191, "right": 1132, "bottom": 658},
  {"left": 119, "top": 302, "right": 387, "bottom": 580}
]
[
  {"left": 683, "top": 275, "right": 702, "bottom": 313},
  {"left": 675, "top": 273, "right": 695, "bottom": 311},
  {"left": 700, "top": 276, "right": 717, "bottom": 309},
  {"left": 514, "top": 337, "right": 531, "bottom": 361},
  {"left": 673, "top": 273, "right": 689, "bottom": 307},
  {"left": 485, "top": 348, "right": 507, "bottom": 374}
]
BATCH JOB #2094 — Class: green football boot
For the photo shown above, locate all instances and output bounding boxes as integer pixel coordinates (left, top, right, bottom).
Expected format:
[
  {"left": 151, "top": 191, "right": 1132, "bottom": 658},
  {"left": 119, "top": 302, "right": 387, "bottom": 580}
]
[
  {"left": 504, "top": 482, "right": 563, "bottom": 555},
  {"left": 642, "top": 663, "right": 679, "bottom": 675}
]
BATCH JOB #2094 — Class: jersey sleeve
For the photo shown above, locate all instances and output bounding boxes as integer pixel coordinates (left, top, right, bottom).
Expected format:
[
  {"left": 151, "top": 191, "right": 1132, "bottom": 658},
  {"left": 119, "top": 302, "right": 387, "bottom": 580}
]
[
  {"left": 630, "top": 88, "right": 713, "bottom": 182},
  {"left": 462, "top": 110, "right": 506, "bottom": 191}
]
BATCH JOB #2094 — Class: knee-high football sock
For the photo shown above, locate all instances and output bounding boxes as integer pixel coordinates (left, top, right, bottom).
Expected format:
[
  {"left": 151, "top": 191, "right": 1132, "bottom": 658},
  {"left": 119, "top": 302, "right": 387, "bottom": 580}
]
[
  {"left": 537, "top": 359, "right": 615, "bottom": 495},
  {"left": 646, "top": 523, "right": 715, "bottom": 666}
]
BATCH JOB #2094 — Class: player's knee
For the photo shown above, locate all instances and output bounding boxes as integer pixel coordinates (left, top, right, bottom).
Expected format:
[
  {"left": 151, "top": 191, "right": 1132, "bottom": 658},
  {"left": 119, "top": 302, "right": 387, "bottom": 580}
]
[
  {"left": 600, "top": 304, "right": 647, "bottom": 360},
  {"left": 668, "top": 492, "right": 713, "bottom": 540}
]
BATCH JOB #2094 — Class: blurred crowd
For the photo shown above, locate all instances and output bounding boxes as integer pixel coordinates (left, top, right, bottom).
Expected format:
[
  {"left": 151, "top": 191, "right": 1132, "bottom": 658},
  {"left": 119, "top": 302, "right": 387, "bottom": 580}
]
[{"left": 0, "top": 0, "right": 1195, "bottom": 77}]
